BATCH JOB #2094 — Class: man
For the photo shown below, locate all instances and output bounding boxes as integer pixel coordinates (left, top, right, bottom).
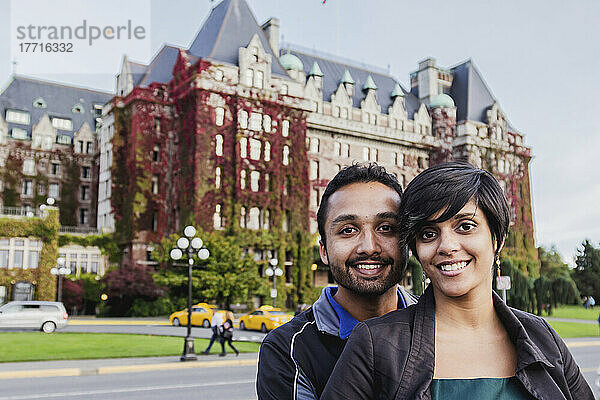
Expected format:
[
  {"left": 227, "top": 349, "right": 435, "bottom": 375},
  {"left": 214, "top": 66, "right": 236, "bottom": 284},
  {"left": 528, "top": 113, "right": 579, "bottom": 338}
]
[
  {"left": 256, "top": 163, "right": 417, "bottom": 399},
  {"left": 202, "top": 310, "right": 224, "bottom": 355}
]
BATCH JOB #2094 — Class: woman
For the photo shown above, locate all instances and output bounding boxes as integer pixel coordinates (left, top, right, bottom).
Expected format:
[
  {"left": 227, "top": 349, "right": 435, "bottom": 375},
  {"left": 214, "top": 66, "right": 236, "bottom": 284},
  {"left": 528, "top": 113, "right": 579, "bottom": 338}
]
[
  {"left": 219, "top": 318, "right": 239, "bottom": 356},
  {"left": 322, "top": 162, "right": 593, "bottom": 399}
]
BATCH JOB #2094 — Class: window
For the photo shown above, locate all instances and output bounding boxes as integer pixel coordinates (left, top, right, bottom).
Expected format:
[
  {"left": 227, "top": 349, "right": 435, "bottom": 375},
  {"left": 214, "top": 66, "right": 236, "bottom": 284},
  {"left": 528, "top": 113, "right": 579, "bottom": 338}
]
[
  {"left": 51, "top": 163, "right": 60, "bottom": 175},
  {"left": 76, "top": 140, "right": 83, "bottom": 153},
  {"left": 342, "top": 143, "right": 350, "bottom": 157},
  {"left": 215, "top": 135, "right": 223, "bottom": 156},
  {"left": 33, "top": 98, "right": 47, "bottom": 108},
  {"left": 245, "top": 69, "right": 254, "bottom": 86},
  {"left": 91, "top": 262, "right": 98, "bottom": 274},
  {"left": 240, "top": 170, "right": 246, "bottom": 190},
  {"left": 254, "top": 70, "right": 264, "bottom": 89},
  {"left": 261, "top": 209, "right": 270, "bottom": 230},
  {"left": 215, "top": 69, "right": 224, "bottom": 81},
  {"left": 240, "top": 206, "right": 246, "bottom": 228},
  {"left": 152, "top": 175, "right": 159, "bottom": 194},
  {"left": 81, "top": 166, "right": 91, "bottom": 179},
  {"left": 310, "top": 137, "right": 320, "bottom": 153},
  {"left": 49, "top": 183, "right": 59, "bottom": 198},
  {"left": 363, "top": 147, "right": 369, "bottom": 161},
  {"left": 14, "top": 251, "right": 23, "bottom": 268},
  {"left": 215, "top": 167, "right": 221, "bottom": 189},
  {"left": 86, "top": 142, "right": 93, "bottom": 154},
  {"left": 334, "top": 142, "right": 341, "bottom": 156},
  {"left": 281, "top": 84, "right": 288, "bottom": 95},
  {"left": 29, "top": 251, "right": 39, "bottom": 269},
  {"left": 311, "top": 189, "right": 320, "bottom": 208},
  {"left": 52, "top": 117, "right": 72, "bottom": 131},
  {"left": 395, "top": 152, "right": 404, "bottom": 166},
  {"left": 80, "top": 209, "right": 88, "bottom": 224},
  {"left": 213, "top": 204, "right": 223, "bottom": 229},
  {"left": 264, "top": 141, "right": 271, "bottom": 162},
  {"left": 0, "top": 250, "right": 8, "bottom": 268},
  {"left": 265, "top": 173, "right": 270, "bottom": 192},
  {"left": 238, "top": 110, "right": 248, "bottom": 129},
  {"left": 249, "top": 112, "right": 262, "bottom": 131},
  {"left": 57, "top": 135, "right": 71, "bottom": 145},
  {"left": 6, "top": 109, "right": 30, "bottom": 125},
  {"left": 153, "top": 145, "right": 160, "bottom": 162},
  {"left": 23, "top": 159, "right": 35, "bottom": 175},
  {"left": 250, "top": 171, "right": 260, "bottom": 192},
  {"left": 152, "top": 211, "right": 158, "bottom": 232},
  {"left": 370, "top": 148, "right": 378, "bottom": 162},
  {"left": 282, "top": 211, "right": 290, "bottom": 232},
  {"left": 81, "top": 262, "right": 88, "bottom": 272},
  {"left": 22, "top": 180, "right": 33, "bottom": 196},
  {"left": 249, "top": 138, "right": 261, "bottom": 160},
  {"left": 240, "top": 137, "right": 247, "bottom": 158},
  {"left": 248, "top": 207, "right": 260, "bottom": 230},
  {"left": 37, "top": 183, "right": 45, "bottom": 195},
  {"left": 215, "top": 107, "right": 225, "bottom": 126},
  {"left": 310, "top": 160, "right": 319, "bottom": 180},
  {"left": 263, "top": 115, "right": 271, "bottom": 133},
  {"left": 154, "top": 118, "right": 161, "bottom": 132},
  {"left": 282, "top": 120, "right": 289, "bottom": 137},
  {"left": 72, "top": 104, "right": 83, "bottom": 114},
  {"left": 283, "top": 146, "right": 291, "bottom": 166},
  {"left": 340, "top": 108, "right": 348, "bottom": 119},
  {"left": 81, "top": 185, "right": 89, "bottom": 201},
  {"left": 12, "top": 128, "right": 27, "bottom": 139}
]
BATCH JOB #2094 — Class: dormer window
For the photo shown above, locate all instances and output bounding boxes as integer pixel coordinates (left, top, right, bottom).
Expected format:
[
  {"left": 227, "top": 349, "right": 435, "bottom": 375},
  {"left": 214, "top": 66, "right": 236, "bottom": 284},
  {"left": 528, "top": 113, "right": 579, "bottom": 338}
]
[
  {"left": 251, "top": 46, "right": 259, "bottom": 62},
  {"left": 72, "top": 104, "right": 84, "bottom": 114},
  {"left": 93, "top": 104, "right": 103, "bottom": 117},
  {"left": 51, "top": 117, "right": 73, "bottom": 131},
  {"left": 254, "top": 70, "right": 264, "bottom": 89},
  {"left": 33, "top": 98, "right": 47, "bottom": 109},
  {"left": 11, "top": 128, "right": 28, "bottom": 139},
  {"left": 6, "top": 109, "right": 30, "bottom": 125},
  {"left": 245, "top": 69, "right": 254, "bottom": 87},
  {"left": 215, "top": 69, "right": 224, "bottom": 82}
]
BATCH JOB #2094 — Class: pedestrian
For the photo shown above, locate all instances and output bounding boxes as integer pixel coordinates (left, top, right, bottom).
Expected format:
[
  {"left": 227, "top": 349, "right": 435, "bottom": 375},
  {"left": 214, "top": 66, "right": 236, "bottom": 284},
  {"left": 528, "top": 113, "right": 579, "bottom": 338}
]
[
  {"left": 322, "top": 162, "right": 594, "bottom": 399},
  {"left": 256, "top": 163, "right": 418, "bottom": 399},
  {"left": 202, "top": 311, "right": 224, "bottom": 355},
  {"left": 219, "top": 318, "right": 239, "bottom": 357},
  {"left": 590, "top": 296, "right": 596, "bottom": 309}
]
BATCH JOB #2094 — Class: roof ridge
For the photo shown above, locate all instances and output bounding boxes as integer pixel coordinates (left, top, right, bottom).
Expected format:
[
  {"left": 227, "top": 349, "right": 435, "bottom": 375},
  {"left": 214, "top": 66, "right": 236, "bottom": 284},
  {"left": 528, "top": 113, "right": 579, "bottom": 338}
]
[
  {"left": 8, "top": 75, "right": 111, "bottom": 95},
  {"left": 208, "top": 0, "right": 234, "bottom": 59}
]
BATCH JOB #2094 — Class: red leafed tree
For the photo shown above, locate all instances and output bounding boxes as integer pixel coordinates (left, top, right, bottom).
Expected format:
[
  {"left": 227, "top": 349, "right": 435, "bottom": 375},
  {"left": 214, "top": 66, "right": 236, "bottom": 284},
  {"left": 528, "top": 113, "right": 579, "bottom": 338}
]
[
  {"left": 101, "top": 264, "right": 164, "bottom": 316},
  {"left": 61, "top": 279, "right": 83, "bottom": 314}
]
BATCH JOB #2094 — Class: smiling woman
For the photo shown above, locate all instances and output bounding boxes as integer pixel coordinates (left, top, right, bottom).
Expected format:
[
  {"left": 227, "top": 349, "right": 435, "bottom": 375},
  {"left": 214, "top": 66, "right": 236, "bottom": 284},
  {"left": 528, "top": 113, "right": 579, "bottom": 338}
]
[{"left": 322, "top": 162, "right": 594, "bottom": 400}]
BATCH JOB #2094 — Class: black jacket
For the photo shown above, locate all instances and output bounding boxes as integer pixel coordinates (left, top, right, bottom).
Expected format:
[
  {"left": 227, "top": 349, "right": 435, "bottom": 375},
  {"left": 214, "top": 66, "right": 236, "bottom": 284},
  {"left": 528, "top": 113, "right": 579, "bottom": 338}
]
[
  {"left": 256, "top": 286, "right": 418, "bottom": 400},
  {"left": 321, "top": 285, "right": 594, "bottom": 400}
]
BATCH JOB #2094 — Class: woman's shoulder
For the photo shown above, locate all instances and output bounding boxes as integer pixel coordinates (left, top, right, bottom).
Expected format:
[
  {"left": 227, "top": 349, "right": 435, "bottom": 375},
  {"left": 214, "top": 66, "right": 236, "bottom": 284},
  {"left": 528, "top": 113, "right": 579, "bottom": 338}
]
[
  {"left": 362, "top": 303, "right": 417, "bottom": 330},
  {"left": 507, "top": 306, "right": 560, "bottom": 343}
]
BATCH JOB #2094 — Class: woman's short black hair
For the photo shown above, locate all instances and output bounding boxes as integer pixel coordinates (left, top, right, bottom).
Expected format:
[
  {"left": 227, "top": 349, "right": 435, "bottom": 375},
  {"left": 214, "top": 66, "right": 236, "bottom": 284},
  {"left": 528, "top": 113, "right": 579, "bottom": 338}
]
[{"left": 400, "top": 161, "right": 510, "bottom": 257}]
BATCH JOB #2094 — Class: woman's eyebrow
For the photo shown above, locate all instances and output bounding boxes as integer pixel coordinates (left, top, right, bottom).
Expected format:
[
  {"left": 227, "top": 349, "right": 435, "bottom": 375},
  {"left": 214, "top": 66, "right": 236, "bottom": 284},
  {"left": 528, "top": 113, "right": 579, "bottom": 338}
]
[{"left": 453, "top": 211, "right": 478, "bottom": 220}]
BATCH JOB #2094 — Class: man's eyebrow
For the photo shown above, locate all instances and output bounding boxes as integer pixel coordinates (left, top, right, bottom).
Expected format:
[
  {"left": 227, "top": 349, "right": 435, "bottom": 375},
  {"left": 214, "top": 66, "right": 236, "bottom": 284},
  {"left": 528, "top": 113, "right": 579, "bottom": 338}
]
[
  {"left": 331, "top": 214, "right": 356, "bottom": 225},
  {"left": 377, "top": 211, "right": 399, "bottom": 220}
]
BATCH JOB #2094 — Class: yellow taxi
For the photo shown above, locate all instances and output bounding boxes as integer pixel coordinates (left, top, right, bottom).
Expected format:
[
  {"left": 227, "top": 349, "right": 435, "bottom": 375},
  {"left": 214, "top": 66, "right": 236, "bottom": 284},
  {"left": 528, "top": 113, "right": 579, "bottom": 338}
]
[
  {"left": 194, "top": 303, "right": 234, "bottom": 322},
  {"left": 238, "top": 305, "right": 293, "bottom": 332},
  {"left": 169, "top": 305, "right": 213, "bottom": 328}
]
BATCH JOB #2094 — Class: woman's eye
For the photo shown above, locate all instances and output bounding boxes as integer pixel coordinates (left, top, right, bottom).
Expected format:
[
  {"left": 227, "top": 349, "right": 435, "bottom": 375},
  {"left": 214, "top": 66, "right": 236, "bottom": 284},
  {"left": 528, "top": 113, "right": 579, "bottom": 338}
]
[
  {"left": 420, "top": 231, "right": 436, "bottom": 240},
  {"left": 459, "top": 222, "right": 476, "bottom": 232}
]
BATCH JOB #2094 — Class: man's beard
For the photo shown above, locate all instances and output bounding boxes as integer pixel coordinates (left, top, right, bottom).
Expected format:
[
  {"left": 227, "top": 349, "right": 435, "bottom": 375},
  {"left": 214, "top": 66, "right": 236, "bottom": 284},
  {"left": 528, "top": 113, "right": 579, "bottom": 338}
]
[{"left": 328, "top": 254, "right": 402, "bottom": 298}]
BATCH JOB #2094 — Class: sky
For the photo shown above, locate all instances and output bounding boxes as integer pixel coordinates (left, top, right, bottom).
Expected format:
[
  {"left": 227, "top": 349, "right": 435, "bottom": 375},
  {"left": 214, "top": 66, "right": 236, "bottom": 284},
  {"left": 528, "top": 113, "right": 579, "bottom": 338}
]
[{"left": 1, "top": 0, "right": 599, "bottom": 265}]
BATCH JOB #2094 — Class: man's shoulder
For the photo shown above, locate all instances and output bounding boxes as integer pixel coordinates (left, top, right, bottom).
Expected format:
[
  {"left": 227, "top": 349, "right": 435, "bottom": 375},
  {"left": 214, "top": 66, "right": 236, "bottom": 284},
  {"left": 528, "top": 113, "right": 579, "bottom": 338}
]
[{"left": 262, "top": 308, "right": 318, "bottom": 349}]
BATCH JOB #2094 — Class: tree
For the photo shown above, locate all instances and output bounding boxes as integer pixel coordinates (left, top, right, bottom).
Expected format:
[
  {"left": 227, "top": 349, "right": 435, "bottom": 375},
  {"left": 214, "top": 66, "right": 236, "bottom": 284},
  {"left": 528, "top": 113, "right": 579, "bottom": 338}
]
[
  {"left": 572, "top": 240, "right": 600, "bottom": 300},
  {"left": 61, "top": 279, "right": 83, "bottom": 313},
  {"left": 101, "top": 264, "right": 164, "bottom": 316},
  {"left": 152, "top": 231, "right": 265, "bottom": 310}
]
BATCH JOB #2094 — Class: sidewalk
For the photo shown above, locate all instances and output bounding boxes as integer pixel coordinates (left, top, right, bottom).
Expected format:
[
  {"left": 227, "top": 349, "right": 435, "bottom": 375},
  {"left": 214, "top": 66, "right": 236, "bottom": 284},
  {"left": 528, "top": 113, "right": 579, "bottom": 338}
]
[{"left": 0, "top": 353, "right": 258, "bottom": 380}]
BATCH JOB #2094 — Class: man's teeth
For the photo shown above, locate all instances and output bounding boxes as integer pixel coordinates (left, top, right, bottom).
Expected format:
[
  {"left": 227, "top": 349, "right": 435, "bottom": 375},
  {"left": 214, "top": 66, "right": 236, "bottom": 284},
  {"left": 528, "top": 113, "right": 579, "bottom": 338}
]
[
  {"left": 439, "top": 261, "right": 468, "bottom": 271},
  {"left": 356, "top": 264, "right": 382, "bottom": 270}
]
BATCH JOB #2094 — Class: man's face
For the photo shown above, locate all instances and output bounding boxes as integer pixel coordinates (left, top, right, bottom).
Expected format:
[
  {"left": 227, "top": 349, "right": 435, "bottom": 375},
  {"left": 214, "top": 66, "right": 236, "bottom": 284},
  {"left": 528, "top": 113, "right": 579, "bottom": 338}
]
[{"left": 319, "top": 182, "right": 403, "bottom": 297}]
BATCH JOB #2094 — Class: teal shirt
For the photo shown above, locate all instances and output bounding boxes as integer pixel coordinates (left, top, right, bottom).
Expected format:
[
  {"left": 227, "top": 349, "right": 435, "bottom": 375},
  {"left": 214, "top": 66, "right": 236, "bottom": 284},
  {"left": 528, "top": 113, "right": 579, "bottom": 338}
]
[{"left": 431, "top": 377, "right": 533, "bottom": 400}]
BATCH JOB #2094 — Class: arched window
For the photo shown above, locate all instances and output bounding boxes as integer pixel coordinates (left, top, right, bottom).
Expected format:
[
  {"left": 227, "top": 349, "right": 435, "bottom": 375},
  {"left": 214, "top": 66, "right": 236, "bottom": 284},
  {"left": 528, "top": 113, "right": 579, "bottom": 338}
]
[
  {"left": 215, "top": 167, "right": 221, "bottom": 189},
  {"left": 283, "top": 145, "right": 290, "bottom": 165},
  {"left": 215, "top": 135, "right": 223, "bottom": 156},
  {"left": 282, "top": 120, "right": 289, "bottom": 137},
  {"left": 245, "top": 69, "right": 253, "bottom": 87},
  {"left": 215, "top": 107, "right": 225, "bottom": 126},
  {"left": 238, "top": 110, "right": 248, "bottom": 129}
]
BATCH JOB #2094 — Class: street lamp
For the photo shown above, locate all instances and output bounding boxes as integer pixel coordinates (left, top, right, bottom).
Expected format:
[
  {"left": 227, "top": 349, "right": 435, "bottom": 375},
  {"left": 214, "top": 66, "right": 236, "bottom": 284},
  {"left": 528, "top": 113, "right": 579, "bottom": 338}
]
[
  {"left": 265, "top": 258, "right": 283, "bottom": 307},
  {"left": 170, "top": 225, "right": 210, "bottom": 362},
  {"left": 50, "top": 257, "right": 70, "bottom": 303}
]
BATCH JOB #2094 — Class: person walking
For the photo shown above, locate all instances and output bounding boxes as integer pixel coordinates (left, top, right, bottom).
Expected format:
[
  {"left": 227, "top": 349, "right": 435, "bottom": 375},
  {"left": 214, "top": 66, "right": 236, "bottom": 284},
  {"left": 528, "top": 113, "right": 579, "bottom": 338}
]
[
  {"left": 219, "top": 318, "right": 239, "bottom": 357},
  {"left": 202, "top": 311, "right": 224, "bottom": 355}
]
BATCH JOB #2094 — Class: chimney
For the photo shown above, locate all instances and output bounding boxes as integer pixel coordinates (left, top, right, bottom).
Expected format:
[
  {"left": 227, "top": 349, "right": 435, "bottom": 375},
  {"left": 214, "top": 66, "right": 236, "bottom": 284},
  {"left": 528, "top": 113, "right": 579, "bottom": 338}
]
[{"left": 261, "top": 17, "right": 280, "bottom": 54}]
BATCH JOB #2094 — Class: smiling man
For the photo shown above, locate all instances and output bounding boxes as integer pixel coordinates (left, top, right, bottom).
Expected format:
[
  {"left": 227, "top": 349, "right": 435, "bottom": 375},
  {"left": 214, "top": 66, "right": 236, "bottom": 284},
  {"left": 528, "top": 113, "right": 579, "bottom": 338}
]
[{"left": 256, "top": 163, "right": 417, "bottom": 400}]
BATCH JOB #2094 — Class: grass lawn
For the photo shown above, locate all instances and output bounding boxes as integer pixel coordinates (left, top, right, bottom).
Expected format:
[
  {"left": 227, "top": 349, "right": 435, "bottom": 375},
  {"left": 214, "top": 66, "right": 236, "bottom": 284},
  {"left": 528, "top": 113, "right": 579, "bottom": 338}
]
[
  {"left": 550, "top": 305, "right": 600, "bottom": 321},
  {"left": 546, "top": 320, "right": 600, "bottom": 338},
  {"left": 0, "top": 333, "right": 261, "bottom": 363}
]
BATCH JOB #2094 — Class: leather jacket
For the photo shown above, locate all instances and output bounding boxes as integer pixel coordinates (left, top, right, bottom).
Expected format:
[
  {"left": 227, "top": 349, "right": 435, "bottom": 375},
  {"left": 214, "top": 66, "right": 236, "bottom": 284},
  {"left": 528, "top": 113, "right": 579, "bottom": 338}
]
[{"left": 321, "top": 285, "right": 594, "bottom": 400}]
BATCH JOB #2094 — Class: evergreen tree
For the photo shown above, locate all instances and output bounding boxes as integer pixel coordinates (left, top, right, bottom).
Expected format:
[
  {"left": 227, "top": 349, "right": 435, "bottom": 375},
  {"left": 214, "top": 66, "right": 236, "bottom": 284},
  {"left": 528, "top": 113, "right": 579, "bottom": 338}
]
[{"left": 572, "top": 240, "right": 600, "bottom": 300}]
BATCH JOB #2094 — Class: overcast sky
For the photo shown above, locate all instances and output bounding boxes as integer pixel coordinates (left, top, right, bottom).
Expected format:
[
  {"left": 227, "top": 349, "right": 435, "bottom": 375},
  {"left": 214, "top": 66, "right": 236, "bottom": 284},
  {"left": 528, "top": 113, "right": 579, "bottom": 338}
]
[{"left": 1, "top": 0, "right": 599, "bottom": 265}]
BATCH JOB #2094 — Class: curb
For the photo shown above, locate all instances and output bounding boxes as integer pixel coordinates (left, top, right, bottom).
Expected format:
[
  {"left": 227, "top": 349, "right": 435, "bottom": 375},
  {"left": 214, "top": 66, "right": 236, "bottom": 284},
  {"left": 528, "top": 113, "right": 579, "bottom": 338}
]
[{"left": 0, "top": 357, "right": 258, "bottom": 380}]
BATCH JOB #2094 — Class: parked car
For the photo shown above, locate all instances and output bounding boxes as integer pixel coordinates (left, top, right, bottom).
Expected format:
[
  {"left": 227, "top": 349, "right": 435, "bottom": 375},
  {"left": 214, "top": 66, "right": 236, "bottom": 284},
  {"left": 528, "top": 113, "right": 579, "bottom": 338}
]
[
  {"left": 169, "top": 305, "right": 213, "bottom": 328},
  {"left": 194, "top": 303, "right": 234, "bottom": 323},
  {"left": 0, "top": 301, "right": 68, "bottom": 333},
  {"left": 238, "top": 305, "right": 293, "bottom": 332}
]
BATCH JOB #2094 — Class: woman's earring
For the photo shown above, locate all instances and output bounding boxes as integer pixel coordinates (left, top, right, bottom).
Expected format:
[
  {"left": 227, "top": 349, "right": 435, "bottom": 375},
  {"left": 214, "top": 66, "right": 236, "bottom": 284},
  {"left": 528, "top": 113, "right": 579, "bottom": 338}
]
[{"left": 495, "top": 254, "right": 501, "bottom": 278}]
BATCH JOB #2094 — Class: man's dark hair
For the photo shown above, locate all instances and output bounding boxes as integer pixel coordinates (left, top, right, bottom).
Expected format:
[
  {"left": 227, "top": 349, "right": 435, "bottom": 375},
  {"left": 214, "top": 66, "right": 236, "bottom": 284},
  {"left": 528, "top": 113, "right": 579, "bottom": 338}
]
[
  {"left": 399, "top": 161, "right": 510, "bottom": 258},
  {"left": 317, "top": 163, "right": 403, "bottom": 246}
]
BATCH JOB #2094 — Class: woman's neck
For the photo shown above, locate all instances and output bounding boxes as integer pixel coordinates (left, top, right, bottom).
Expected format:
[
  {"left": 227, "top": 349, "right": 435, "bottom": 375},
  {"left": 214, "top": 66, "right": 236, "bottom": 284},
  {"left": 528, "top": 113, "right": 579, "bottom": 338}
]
[{"left": 433, "top": 283, "right": 497, "bottom": 330}]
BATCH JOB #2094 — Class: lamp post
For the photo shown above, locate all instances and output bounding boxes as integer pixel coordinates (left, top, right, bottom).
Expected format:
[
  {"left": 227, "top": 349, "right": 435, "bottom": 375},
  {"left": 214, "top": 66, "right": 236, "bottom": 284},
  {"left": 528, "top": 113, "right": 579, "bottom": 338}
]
[
  {"left": 265, "top": 258, "right": 283, "bottom": 307},
  {"left": 50, "top": 257, "right": 70, "bottom": 303},
  {"left": 170, "top": 225, "right": 210, "bottom": 362}
]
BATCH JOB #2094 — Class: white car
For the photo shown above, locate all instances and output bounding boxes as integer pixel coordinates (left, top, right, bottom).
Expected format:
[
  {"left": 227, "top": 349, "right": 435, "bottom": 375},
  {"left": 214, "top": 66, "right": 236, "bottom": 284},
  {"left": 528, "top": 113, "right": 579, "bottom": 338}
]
[{"left": 0, "top": 301, "right": 68, "bottom": 333}]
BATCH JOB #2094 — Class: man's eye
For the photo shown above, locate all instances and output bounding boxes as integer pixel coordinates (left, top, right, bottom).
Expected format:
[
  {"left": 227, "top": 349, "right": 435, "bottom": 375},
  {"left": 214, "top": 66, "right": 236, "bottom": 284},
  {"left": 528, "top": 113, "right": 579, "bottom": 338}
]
[
  {"left": 340, "top": 227, "right": 356, "bottom": 235},
  {"left": 378, "top": 224, "right": 394, "bottom": 232}
]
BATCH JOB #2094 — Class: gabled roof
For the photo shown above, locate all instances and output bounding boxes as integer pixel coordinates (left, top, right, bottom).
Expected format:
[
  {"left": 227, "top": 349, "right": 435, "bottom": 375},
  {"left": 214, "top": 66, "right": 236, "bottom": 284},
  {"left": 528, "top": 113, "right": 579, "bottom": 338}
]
[
  {"left": 283, "top": 47, "right": 421, "bottom": 118},
  {"left": 449, "top": 60, "right": 496, "bottom": 123},
  {"left": 127, "top": 59, "right": 148, "bottom": 87},
  {"left": 136, "top": 45, "right": 182, "bottom": 87},
  {"left": 188, "top": 0, "right": 286, "bottom": 76},
  {"left": 0, "top": 76, "right": 112, "bottom": 139}
]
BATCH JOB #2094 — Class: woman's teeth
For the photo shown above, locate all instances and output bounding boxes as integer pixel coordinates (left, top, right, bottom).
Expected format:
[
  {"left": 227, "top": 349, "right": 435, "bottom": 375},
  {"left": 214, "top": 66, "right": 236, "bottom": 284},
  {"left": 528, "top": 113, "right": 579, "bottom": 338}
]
[{"left": 439, "top": 261, "right": 468, "bottom": 271}]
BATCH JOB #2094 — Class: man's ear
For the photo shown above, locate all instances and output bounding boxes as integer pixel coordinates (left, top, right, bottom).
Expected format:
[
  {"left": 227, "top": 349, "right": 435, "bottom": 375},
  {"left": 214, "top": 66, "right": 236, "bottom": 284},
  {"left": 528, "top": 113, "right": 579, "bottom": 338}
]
[{"left": 319, "top": 239, "right": 329, "bottom": 266}]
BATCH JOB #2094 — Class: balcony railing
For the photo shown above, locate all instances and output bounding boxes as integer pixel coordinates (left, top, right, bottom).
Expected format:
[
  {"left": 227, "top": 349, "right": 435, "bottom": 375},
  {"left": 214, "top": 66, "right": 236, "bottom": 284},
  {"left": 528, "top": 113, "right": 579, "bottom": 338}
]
[
  {"left": 59, "top": 226, "right": 101, "bottom": 235},
  {"left": 0, "top": 206, "right": 41, "bottom": 217}
]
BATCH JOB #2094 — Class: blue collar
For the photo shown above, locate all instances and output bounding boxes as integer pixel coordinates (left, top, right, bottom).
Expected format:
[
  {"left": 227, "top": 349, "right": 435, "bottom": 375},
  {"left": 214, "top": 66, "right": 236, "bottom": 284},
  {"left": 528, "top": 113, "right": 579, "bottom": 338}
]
[{"left": 325, "top": 286, "right": 408, "bottom": 340}]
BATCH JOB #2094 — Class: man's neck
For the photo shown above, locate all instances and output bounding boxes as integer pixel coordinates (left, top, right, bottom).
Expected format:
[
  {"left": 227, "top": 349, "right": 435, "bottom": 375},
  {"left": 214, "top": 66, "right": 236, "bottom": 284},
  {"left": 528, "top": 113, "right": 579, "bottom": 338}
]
[{"left": 333, "top": 286, "right": 398, "bottom": 322}]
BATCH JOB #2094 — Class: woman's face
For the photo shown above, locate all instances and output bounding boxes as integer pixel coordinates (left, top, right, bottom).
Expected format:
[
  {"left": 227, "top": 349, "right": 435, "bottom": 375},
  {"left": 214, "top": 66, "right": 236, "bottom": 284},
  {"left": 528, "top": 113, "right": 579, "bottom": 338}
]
[{"left": 415, "top": 200, "right": 496, "bottom": 300}]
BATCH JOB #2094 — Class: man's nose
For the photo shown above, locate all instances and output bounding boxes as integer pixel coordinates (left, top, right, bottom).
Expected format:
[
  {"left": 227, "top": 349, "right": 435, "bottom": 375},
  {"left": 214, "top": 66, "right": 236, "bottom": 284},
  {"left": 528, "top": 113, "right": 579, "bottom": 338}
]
[{"left": 357, "top": 229, "right": 381, "bottom": 255}]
